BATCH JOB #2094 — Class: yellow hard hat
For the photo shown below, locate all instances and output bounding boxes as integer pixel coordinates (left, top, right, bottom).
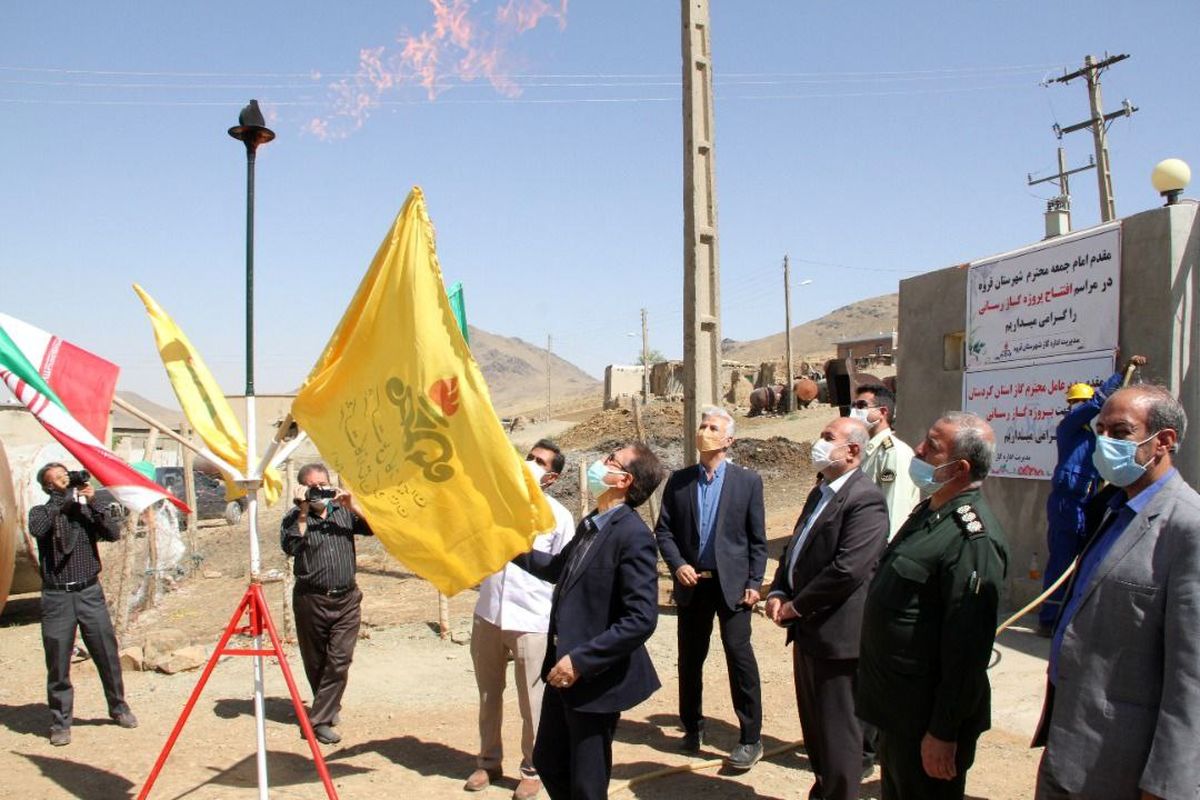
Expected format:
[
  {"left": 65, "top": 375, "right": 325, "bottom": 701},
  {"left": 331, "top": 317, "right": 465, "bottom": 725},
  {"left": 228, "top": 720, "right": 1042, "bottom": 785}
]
[{"left": 1065, "top": 383, "right": 1095, "bottom": 402}]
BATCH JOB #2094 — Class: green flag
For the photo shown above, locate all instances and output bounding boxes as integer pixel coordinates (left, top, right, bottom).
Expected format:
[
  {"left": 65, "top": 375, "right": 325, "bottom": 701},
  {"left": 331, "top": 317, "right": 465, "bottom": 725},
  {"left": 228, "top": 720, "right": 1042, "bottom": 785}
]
[{"left": 447, "top": 281, "right": 469, "bottom": 345}]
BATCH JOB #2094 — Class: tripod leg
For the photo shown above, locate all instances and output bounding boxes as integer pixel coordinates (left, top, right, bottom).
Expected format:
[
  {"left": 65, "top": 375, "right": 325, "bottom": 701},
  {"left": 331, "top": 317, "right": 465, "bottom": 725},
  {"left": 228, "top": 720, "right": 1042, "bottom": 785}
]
[
  {"left": 253, "top": 584, "right": 340, "bottom": 800},
  {"left": 138, "top": 589, "right": 255, "bottom": 800}
]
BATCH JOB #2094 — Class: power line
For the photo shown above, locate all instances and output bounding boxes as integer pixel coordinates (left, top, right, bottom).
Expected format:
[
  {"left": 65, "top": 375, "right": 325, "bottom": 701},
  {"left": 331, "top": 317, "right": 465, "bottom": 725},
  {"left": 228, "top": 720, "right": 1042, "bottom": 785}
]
[
  {"left": 0, "top": 62, "right": 1062, "bottom": 81},
  {"left": 0, "top": 82, "right": 1036, "bottom": 108}
]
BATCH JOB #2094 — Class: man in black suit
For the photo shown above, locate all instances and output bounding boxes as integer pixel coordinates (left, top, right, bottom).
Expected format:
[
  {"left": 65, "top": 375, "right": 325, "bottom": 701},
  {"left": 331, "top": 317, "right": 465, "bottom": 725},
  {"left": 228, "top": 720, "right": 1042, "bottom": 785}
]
[
  {"left": 656, "top": 406, "right": 766, "bottom": 769},
  {"left": 513, "top": 441, "right": 666, "bottom": 800},
  {"left": 766, "top": 417, "right": 889, "bottom": 800}
]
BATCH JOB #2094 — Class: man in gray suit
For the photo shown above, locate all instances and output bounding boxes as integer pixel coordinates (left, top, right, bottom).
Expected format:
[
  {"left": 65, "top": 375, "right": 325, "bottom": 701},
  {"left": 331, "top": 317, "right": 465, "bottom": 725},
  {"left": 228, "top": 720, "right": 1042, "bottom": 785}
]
[{"left": 1034, "top": 385, "right": 1200, "bottom": 799}]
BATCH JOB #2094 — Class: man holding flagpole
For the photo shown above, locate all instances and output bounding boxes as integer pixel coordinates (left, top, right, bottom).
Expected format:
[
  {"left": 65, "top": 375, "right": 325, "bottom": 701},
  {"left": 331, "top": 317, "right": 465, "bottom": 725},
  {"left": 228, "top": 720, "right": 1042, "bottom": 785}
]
[
  {"left": 510, "top": 442, "right": 666, "bottom": 799},
  {"left": 29, "top": 463, "right": 137, "bottom": 746}
]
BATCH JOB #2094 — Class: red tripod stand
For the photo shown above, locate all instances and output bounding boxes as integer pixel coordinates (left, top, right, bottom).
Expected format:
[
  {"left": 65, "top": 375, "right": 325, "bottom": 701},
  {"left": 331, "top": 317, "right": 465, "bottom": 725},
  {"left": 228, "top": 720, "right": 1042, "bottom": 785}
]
[{"left": 137, "top": 581, "right": 339, "bottom": 799}]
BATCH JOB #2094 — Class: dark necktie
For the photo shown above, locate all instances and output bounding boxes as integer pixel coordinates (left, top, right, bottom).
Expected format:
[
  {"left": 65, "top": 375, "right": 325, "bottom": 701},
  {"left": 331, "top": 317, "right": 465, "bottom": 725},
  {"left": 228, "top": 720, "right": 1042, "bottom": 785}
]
[{"left": 561, "top": 518, "right": 600, "bottom": 586}]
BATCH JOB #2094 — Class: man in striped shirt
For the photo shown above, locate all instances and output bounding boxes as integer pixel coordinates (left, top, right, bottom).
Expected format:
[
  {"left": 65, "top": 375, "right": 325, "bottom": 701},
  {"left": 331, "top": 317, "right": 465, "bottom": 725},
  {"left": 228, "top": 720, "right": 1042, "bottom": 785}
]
[{"left": 281, "top": 463, "right": 373, "bottom": 745}]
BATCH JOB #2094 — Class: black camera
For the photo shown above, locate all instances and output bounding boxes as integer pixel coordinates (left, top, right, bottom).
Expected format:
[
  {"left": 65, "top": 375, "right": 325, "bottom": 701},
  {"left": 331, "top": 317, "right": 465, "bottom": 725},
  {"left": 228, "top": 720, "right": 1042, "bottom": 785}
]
[
  {"left": 68, "top": 470, "right": 91, "bottom": 488},
  {"left": 306, "top": 486, "right": 338, "bottom": 501}
]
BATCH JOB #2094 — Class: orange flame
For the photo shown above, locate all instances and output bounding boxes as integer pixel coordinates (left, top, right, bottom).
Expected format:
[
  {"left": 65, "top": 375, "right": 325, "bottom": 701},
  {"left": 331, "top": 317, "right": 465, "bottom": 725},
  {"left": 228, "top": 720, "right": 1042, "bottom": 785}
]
[{"left": 307, "top": 0, "right": 568, "bottom": 140}]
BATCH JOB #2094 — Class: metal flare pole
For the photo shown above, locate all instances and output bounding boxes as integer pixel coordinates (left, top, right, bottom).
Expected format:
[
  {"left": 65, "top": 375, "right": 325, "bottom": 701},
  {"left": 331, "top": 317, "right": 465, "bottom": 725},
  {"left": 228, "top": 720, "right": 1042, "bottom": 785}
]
[
  {"left": 230, "top": 100, "right": 274, "bottom": 799},
  {"left": 243, "top": 145, "right": 268, "bottom": 800}
]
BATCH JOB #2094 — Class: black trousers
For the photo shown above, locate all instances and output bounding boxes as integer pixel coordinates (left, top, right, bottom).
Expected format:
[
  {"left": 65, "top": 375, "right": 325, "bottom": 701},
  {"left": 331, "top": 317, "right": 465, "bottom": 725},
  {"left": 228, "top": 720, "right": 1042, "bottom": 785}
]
[
  {"left": 533, "top": 686, "right": 619, "bottom": 800},
  {"left": 877, "top": 730, "right": 978, "bottom": 800},
  {"left": 677, "top": 577, "right": 762, "bottom": 742},
  {"left": 41, "top": 582, "right": 128, "bottom": 732},
  {"left": 793, "top": 649, "right": 861, "bottom": 800},
  {"left": 293, "top": 587, "right": 362, "bottom": 726}
]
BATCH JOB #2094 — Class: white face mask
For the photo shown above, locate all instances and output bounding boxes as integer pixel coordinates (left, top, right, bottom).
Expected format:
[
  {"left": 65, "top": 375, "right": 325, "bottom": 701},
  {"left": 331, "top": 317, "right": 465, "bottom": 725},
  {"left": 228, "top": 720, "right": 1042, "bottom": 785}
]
[
  {"left": 525, "top": 459, "right": 547, "bottom": 486},
  {"left": 810, "top": 438, "right": 846, "bottom": 472},
  {"left": 850, "top": 407, "right": 880, "bottom": 429}
]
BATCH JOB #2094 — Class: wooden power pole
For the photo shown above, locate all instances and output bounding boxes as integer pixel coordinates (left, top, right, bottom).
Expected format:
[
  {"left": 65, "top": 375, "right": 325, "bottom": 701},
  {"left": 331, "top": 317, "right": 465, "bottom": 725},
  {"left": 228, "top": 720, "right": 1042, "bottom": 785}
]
[
  {"left": 545, "top": 333, "right": 552, "bottom": 422},
  {"left": 1051, "top": 53, "right": 1137, "bottom": 223},
  {"left": 783, "top": 255, "right": 794, "bottom": 412},
  {"left": 681, "top": 0, "right": 722, "bottom": 465},
  {"left": 640, "top": 308, "right": 650, "bottom": 403}
]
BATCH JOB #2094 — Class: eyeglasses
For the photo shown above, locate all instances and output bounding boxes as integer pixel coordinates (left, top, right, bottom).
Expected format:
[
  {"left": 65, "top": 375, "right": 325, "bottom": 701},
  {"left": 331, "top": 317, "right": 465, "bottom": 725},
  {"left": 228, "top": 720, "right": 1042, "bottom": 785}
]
[
  {"left": 604, "top": 451, "right": 631, "bottom": 473},
  {"left": 851, "top": 400, "right": 880, "bottom": 409}
]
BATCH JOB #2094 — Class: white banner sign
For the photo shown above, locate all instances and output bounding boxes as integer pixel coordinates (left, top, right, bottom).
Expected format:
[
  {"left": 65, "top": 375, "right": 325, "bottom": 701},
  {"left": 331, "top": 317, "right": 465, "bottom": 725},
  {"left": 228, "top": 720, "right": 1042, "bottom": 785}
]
[
  {"left": 966, "top": 226, "right": 1120, "bottom": 368},
  {"left": 963, "top": 353, "right": 1115, "bottom": 479}
]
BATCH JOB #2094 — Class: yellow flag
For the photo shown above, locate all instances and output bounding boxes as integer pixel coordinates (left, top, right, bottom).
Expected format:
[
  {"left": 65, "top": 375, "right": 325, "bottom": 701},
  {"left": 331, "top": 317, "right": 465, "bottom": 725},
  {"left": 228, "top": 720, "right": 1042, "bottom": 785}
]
[
  {"left": 291, "top": 187, "right": 554, "bottom": 596},
  {"left": 132, "top": 284, "right": 283, "bottom": 505}
]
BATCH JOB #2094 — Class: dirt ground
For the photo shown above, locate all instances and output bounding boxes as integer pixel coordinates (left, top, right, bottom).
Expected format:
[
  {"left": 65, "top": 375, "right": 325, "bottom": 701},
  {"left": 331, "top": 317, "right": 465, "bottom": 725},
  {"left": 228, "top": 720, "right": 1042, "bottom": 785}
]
[{"left": 0, "top": 401, "right": 1048, "bottom": 799}]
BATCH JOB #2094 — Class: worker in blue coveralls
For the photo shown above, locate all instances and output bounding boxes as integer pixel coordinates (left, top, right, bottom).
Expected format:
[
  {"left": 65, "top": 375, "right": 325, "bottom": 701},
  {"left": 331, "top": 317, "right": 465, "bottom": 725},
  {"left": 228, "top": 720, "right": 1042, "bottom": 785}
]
[{"left": 1036, "top": 353, "right": 1145, "bottom": 636}]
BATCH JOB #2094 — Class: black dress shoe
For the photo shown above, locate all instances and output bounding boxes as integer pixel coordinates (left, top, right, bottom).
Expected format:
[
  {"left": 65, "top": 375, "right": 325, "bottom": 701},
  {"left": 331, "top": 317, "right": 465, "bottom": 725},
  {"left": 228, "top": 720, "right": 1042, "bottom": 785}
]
[
  {"left": 725, "top": 740, "right": 763, "bottom": 771},
  {"left": 680, "top": 727, "right": 705, "bottom": 754},
  {"left": 311, "top": 723, "right": 341, "bottom": 744}
]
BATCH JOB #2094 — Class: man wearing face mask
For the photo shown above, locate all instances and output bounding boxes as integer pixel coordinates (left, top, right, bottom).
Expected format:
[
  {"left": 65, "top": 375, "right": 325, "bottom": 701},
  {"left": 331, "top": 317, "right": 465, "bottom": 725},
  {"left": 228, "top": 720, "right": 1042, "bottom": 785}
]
[
  {"left": 856, "top": 412, "right": 1008, "bottom": 800},
  {"left": 1033, "top": 385, "right": 1200, "bottom": 800},
  {"left": 466, "top": 441, "right": 576, "bottom": 799},
  {"left": 511, "top": 442, "right": 666, "bottom": 800},
  {"left": 1036, "top": 354, "right": 1146, "bottom": 637},
  {"left": 852, "top": 385, "right": 920, "bottom": 542},
  {"left": 655, "top": 407, "right": 767, "bottom": 769},
  {"left": 765, "top": 417, "right": 889, "bottom": 800},
  {"left": 280, "top": 463, "right": 373, "bottom": 745}
]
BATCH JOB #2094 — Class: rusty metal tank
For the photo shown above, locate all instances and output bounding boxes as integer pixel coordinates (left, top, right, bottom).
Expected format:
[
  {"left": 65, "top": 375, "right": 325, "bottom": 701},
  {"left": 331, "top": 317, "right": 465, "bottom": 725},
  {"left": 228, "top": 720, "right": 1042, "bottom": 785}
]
[
  {"left": 793, "top": 377, "right": 819, "bottom": 406},
  {"left": 1, "top": 442, "right": 76, "bottom": 612},
  {"left": 0, "top": 440, "right": 17, "bottom": 613}
]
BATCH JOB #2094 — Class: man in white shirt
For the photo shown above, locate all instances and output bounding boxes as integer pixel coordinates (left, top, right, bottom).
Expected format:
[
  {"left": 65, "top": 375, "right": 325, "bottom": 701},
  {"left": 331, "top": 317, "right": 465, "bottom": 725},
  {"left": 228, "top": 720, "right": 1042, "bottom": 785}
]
[
  {"left": 466, "top": 440, "right": 576, "bottom": 800},
  {"left": 852, "top": 384, "right": 920, "bottom": 542}
]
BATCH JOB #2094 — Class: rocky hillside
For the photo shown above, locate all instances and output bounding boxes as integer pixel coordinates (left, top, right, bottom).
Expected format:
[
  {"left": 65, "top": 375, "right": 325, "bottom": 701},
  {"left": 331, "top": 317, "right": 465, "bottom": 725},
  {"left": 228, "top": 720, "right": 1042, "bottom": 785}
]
[
  {"left": 466, "top": 326, "right": 600, "bottom": 415},
  {"left": 723, "top": 293, "right": 898, "bottom": 365}
]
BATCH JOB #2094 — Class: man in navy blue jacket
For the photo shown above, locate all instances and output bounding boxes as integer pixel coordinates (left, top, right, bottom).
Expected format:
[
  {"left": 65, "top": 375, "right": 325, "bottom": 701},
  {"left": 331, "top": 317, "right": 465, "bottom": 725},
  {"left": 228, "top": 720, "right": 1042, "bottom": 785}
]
[
  {"left": 656, "top": 406, "right": 766, "bottom": 769},
  {"left": 513, "top": 441, "right": 666, "bottom": 800}
]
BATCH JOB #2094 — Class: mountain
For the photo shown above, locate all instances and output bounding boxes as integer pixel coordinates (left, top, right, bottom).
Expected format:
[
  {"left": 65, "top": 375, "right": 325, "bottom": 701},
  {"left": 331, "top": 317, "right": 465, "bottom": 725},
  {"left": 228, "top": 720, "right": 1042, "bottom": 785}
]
[
  {"left": 466, "top": 326, "right": 600, "bottom": 415},
  {"left": 722, "top": 293, "right": 898, "bottom": 365}
]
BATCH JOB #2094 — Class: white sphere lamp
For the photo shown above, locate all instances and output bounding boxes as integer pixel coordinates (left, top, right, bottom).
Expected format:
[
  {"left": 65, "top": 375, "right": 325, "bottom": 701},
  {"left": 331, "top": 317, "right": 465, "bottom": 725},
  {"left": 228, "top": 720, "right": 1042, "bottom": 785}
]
[{"left": 1151, "top": 158, "right": 1191, "bottom": 205}]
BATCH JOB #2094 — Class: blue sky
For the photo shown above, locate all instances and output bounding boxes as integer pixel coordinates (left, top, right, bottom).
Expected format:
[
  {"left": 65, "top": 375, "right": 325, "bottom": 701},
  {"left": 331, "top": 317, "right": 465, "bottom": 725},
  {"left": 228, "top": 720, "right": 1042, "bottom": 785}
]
[{"left": 2, "top": 1, "right": 1197, "bottom": 405}]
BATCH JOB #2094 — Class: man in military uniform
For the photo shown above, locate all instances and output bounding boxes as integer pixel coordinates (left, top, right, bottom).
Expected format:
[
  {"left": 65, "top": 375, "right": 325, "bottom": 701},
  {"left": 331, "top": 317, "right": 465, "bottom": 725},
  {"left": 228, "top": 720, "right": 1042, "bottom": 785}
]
[
  {"left": 857, "top": 412, "right": 1008, "bottom": 800},
  {"left": 852, "top": 384, "right": 920, "bottom": 541}
]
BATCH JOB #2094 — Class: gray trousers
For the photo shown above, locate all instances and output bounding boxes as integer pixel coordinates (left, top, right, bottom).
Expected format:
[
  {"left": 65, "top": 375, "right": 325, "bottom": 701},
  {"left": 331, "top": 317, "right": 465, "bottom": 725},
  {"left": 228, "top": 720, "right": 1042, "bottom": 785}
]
[
  {"left": 41, "top": 582, "right": 128, "bottom": 732},
  {"left": 793, "top": 649, "right": 862, "bottom": 800}
]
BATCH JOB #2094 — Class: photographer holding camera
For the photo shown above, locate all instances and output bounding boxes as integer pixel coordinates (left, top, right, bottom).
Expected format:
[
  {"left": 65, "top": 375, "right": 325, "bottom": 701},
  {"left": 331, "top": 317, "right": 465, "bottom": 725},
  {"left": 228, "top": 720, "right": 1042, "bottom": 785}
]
[
  {"left": 280, "top": 462, "right": 373, "bottom": 745},
  {"left": 28, "top": 462, "right": 137, "bottom": 746}
]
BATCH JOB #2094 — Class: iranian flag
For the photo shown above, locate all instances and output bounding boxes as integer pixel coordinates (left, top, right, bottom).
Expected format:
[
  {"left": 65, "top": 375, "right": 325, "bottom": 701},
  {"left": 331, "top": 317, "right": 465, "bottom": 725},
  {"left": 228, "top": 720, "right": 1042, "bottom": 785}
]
[{"left": 0, "top": 312, "right": 189, "bottom": 514}]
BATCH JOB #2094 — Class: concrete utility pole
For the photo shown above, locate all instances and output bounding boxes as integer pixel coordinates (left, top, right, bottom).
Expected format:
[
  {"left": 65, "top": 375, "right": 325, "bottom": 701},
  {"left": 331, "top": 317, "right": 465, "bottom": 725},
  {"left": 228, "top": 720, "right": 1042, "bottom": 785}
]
[
  {"left": 640, "top": 308, "right": 650, "bottom": 402},
  {"left": 545, "top": 333, "right": 552, "bottom": 422},
  {"left": 681, "top": 0, "right": 722, "bottom": 465},
  {"left": 1051, "top": 53, "right": 1137, "bottom": 223},
  {"left": 783, "top": 255, "right": 794, "bottom": 412},
  {"left": 1027, "top": 147, "right": 1095, "bottom": 237}
]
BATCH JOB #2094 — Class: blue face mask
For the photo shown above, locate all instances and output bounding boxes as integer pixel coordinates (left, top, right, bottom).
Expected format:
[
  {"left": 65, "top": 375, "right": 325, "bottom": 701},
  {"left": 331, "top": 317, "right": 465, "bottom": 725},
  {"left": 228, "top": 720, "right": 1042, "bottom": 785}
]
[
  {"left": 1093, "top": 432, "right": 1159, "bottom": 487},
  {"left": 908, "top": 457, "right": 953, "bottom": 494},
  {"left": 586, "top": 459, "right": 624, "bottom": 498}
]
